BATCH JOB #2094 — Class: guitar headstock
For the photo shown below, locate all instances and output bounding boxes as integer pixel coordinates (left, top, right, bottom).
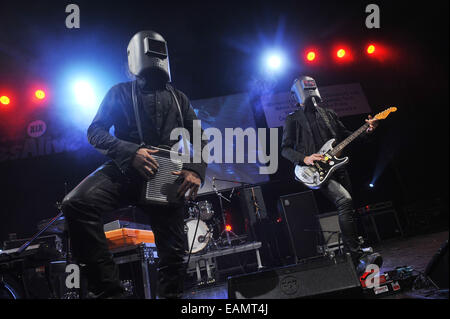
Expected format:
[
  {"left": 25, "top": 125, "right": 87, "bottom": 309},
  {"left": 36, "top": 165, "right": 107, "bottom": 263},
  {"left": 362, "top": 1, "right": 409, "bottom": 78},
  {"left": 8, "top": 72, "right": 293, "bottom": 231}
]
[{"left": 374, "top": 107, "right": 397, "bottom": 120}]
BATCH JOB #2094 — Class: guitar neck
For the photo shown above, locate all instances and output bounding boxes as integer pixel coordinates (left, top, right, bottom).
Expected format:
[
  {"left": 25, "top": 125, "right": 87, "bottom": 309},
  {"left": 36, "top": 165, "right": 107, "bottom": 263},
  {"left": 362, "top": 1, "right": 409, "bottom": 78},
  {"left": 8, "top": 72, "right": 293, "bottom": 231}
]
[{"left": 330, "top": 122, "right": 369, "bottom": 156}]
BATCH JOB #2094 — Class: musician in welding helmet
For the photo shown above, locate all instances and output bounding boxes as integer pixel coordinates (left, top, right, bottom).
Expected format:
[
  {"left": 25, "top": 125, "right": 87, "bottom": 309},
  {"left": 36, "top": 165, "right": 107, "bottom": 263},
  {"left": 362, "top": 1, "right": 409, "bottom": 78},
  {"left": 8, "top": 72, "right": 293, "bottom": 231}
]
[
  {"left": 62, "top": 31, "right": 207, "bottom": 299},
  {"left": 281, "top": 76, "right": 382, "bottom": 274}
]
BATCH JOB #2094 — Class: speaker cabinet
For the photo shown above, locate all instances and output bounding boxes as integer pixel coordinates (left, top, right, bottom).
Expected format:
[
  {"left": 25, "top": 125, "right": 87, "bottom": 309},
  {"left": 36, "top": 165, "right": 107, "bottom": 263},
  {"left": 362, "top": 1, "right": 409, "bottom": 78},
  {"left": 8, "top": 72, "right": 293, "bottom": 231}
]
[
  {"left": 279, "top": 191, "right": 321, "bottom": 262},
  {"left": 425, "top": 240, "right": 448, "bottom": 289},
  {"left": 228, "top": 254, "right": 362, "bottom": 299}
]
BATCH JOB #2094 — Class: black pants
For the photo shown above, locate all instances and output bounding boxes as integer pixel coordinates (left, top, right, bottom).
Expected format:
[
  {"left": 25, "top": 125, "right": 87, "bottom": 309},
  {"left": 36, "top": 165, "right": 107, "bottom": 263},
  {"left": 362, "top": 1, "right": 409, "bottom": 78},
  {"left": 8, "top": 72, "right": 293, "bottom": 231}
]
[
  {"left": 319, "top": 169, "right": 362, "bottom": 262},
  {"left": 62, "top": 161, "right": 186, "bottom": 298}
]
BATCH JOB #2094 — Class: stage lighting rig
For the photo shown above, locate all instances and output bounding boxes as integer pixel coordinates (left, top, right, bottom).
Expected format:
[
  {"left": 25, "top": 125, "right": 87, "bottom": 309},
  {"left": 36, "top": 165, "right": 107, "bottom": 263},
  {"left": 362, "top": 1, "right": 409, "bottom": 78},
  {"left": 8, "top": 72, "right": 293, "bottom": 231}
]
[{"left": 0, "top": 95, "right": 10, "bottom": 105}]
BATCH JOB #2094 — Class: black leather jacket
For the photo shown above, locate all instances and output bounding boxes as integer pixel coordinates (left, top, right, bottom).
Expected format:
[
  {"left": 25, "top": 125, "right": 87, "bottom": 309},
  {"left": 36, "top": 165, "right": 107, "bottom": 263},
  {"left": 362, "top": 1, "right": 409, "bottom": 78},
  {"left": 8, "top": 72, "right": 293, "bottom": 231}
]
[
  {"left": 281, "top": 106, "right": 363, "bottom": 165},
  {"left": 87, "top": 80, "right": 207, "bottom": 182}
]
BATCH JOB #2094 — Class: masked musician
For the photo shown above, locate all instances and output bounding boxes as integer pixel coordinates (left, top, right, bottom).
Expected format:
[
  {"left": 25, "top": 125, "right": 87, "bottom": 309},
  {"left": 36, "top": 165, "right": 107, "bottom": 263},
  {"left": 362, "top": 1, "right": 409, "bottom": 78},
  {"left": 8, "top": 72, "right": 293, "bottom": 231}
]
[
  {"left": 62, "top": 31, "right": 207, "bottom": 299},
  {"left": 281, "top": 76, "right": 382, "bottom": 274}
]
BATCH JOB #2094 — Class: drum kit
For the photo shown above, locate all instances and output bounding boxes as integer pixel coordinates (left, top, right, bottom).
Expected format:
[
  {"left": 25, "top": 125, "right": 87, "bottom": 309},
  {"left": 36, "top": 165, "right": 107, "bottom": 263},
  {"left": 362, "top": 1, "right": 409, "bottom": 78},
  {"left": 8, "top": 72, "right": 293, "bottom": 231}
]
[
  {"left": 183, "top": 177, "right": 249, "bottom": 255},
  {"left": 185, "top": 200, "right": 215, "bottom": 254}
]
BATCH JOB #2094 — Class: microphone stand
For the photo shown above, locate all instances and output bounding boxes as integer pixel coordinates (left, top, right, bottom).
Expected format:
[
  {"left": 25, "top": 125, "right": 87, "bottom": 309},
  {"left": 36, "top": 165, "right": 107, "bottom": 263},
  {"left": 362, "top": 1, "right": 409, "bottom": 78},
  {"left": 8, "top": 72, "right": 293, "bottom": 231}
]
[
  {"left": 17, "top": 182, "right": 69, "bottom": 256},
  {"left": 16, "top": 207, "right": 64, "bottom": 255}
]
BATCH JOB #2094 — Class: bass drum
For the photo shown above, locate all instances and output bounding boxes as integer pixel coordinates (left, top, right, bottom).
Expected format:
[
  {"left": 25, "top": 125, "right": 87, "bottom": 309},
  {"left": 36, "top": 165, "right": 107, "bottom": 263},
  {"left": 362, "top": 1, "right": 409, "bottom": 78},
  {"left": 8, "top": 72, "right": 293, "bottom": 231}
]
[{"left": 184, "top": 219, "right": 212, "bottom": 254}]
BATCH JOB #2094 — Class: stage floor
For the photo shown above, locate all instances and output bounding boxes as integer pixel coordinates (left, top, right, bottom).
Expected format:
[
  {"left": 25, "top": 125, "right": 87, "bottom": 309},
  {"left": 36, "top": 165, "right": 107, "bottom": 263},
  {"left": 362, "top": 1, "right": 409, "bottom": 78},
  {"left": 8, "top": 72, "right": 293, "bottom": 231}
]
[
  {"left": 183, "top": 230, "right": 449, "bottom": 299},
  {"left": 374, "top": 230, "right": 448, "bottom": 299}
]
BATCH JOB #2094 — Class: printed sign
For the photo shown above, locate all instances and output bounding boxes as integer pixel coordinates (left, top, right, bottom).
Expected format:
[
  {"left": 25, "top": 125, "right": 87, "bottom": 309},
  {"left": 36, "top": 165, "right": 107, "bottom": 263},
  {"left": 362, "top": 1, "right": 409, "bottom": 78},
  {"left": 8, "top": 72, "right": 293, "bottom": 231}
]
[
  {"left": 260, "top": 83, "right": 372, "bottom": 128},
  {"left": 27, "top": 120, "right": 47, "bottom": 138}
]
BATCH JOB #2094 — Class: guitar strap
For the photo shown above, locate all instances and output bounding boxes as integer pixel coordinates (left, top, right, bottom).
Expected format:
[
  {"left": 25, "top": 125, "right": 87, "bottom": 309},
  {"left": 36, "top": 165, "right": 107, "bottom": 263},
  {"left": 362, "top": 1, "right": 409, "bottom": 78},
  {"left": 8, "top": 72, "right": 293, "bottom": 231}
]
[
  {"left": 316, "top": 107, "right": 337, "bottom": 139},
  {"left": 166, "top": 83, "right": 189, "bottom": 153},
  {"left": 131, "top": 80, "right": 145, "bottom": 146},
  {"left": 131, "top": 80, "right": 186, "bottom": 147}
]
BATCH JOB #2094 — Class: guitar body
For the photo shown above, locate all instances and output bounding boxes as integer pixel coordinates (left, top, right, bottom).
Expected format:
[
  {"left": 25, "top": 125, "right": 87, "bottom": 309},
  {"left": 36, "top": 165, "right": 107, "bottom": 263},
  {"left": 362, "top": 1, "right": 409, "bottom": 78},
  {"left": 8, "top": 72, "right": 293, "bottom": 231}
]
[{"left": 294, "top": 138, "right": 349, "bottom": 189}]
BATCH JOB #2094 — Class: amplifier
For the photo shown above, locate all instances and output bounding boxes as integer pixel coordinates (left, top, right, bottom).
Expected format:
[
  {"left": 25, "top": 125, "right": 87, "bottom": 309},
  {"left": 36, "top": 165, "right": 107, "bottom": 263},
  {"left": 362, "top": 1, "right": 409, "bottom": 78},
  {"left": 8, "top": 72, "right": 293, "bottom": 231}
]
[
  {"left": 278, "top": 191, "right": 322, "bottom": 262},
  {"left": 141, "top": 147, "right": 184, "bottom": 206},
  {"left": 425, "top": 240, "right": 448, "bottom": 289},
  {"left": 358, "top": 205, "right": 403, "bottom": 243},
  {"left": 228, "top": 254, "right": 362, "bottom": 299}
]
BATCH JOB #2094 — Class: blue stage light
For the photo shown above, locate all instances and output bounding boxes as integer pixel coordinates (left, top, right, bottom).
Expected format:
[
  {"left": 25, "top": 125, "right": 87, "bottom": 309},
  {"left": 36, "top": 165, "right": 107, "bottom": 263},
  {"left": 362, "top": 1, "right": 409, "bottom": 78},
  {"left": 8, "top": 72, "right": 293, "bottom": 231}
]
[
  {"left": 267, "top": 54, "right": 282, "bottom": 69},
  {"left": 263, "top": 50, "right": 285, "bottom": 72},
  {"left": 369, "top": 183, "right": 374, "bottom": 188},
  {"left": 73, "top": 80, "right": 97, "bottom": 108}
]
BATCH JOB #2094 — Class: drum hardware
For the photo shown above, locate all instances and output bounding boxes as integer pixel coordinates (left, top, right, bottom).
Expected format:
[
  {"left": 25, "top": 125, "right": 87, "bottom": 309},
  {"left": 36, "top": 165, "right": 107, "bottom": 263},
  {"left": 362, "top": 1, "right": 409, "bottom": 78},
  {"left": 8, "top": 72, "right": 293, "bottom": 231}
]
[
  {"left": 211, "top": 177, "right": 239, "bottom": 246},
  {"left": 211, "top": 177, "right": 261, "bottom": 247},
  {"left": 187, "top": 200, "right": 215, "bottom": 221},
  {"left": 184, "top": 201, "right": 224, "bottom": 254},
  {"left": 197, "top": 200, "right": 215, "bottom": 221}
]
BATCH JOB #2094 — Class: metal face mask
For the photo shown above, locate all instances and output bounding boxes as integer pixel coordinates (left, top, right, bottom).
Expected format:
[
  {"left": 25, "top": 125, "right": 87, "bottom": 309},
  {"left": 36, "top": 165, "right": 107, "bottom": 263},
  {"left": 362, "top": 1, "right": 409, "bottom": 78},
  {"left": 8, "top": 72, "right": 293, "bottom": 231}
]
[
  {"left": 127, "top": 30, "right": 171, "bottom": 82},
  {"left": 291, "top": 76, "right": 322, "bottom": 106}
]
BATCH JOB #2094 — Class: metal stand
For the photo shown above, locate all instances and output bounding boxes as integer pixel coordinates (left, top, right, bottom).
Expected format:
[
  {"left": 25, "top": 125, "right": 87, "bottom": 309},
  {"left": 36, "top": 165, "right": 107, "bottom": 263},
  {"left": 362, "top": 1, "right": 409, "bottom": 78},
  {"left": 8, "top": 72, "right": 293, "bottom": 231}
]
[
  {"left": 17, "top": 182, "right": 70, "bottom": 256},
  {"left": 211, "top": 177, "right": 264, "bottom": 247},
  {"left": 17, "top": 203, "right": 64, "bottom": 255},
  {"left": 184, "top": 242, "right": 263, "bottom": 284},
  {"left": 211, "top": 177, "right": 239, "bottom": 246}
]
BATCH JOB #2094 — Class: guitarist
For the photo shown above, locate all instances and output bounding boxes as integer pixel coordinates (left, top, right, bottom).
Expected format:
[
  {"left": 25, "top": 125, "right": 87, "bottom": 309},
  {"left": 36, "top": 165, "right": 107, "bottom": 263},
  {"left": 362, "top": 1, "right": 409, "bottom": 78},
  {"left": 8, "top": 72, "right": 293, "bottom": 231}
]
[
  {"left": 62, "top": 31, "right": 207, "bottom": 299},
  {"left": 281, "top": 76, "right": 382, "bottom": 273}
]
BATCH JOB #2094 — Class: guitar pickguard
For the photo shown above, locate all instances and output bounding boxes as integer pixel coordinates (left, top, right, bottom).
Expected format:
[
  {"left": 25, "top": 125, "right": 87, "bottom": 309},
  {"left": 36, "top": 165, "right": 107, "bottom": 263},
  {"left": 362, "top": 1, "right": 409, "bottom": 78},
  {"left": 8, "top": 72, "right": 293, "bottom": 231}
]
[{"left": 294, "top": 138, "right": 349, "bottom": 189}]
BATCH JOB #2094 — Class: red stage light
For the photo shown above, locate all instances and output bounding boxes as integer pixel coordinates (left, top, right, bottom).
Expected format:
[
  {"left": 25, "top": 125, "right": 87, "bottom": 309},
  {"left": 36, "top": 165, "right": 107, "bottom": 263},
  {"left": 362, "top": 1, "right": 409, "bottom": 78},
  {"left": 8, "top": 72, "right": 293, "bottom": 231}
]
[
  {"left": 336, "top": 49, "right": 346, "bottom": 58},
  {"left": 0, "top": 96, "right": 10, "bottom": 105},
  {"left": 35, "top": 89, "right": 46, "bottom": 100},
  {"left": 225, "top": 225, "right": 232, "bottom": 232},
  {"left": 367, "top": 44, "right": 376, "bottom": 55},
  {"left": 306, "top": 51, "right": 316, "bottom": 62}
]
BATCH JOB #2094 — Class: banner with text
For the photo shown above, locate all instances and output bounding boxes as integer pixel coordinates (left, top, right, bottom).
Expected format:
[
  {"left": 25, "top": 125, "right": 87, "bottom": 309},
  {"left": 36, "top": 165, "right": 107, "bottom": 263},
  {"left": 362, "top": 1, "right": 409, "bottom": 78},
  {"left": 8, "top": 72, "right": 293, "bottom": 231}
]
[{"left": 260, "top": 83, "right": 372, "bottom": 128}]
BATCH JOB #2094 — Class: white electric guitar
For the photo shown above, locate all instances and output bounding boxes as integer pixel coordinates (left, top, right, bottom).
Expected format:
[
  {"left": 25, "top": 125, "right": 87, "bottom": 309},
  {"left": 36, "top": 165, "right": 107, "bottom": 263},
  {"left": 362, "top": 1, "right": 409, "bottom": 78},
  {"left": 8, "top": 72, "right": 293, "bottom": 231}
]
[{"left": 294, "top": 107, "right": 397, "bottom": 189}]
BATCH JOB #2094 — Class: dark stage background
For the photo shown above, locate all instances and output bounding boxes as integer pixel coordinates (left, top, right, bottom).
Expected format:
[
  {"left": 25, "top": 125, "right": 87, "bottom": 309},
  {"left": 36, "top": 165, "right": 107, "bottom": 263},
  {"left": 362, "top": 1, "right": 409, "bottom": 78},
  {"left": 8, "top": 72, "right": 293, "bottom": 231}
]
[{"left": 0, "top": 1, "right": 448, "bottom": 250}]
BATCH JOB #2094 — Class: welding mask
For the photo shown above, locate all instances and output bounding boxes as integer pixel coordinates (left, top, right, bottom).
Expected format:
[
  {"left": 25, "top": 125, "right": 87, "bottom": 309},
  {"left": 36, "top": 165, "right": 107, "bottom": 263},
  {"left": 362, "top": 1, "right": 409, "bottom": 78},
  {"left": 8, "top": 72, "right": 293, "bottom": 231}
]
[
  {"left": 127, "top": 30, "right": 171, "bottom": 83},
  {"left": 291, "top": 76, "right": 322, "bottom": 106}
]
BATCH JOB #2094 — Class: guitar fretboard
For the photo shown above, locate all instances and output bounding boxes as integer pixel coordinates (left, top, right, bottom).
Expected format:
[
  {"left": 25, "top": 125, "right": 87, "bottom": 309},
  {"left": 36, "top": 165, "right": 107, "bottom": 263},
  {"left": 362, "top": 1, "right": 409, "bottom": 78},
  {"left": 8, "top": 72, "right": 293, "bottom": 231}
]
[{"left": 329, "top": 122, "right": 370, "bottom": 156}]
